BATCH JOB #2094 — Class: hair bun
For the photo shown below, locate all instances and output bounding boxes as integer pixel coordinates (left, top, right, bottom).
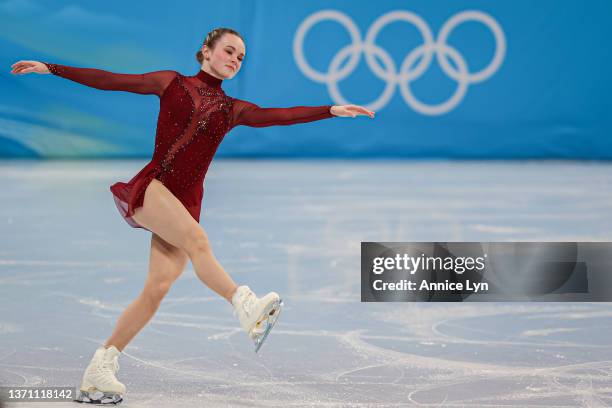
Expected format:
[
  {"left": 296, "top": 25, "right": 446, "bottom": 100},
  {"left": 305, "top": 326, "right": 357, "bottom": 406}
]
[{"left": 195, "top": 27, "right": 244, "bottom": 64}]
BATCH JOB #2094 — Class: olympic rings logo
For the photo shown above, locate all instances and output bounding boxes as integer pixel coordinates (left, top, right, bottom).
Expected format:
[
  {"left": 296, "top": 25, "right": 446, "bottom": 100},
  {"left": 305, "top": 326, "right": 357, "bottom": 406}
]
[{"left": 293, "top": 10, "right": 506, "bottom": 116}]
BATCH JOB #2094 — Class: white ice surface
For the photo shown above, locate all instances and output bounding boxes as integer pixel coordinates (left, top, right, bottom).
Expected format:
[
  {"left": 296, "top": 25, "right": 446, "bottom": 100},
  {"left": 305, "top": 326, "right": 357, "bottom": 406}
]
[{"left": 1, "top": 159, "right": 612, "bottom": 407}]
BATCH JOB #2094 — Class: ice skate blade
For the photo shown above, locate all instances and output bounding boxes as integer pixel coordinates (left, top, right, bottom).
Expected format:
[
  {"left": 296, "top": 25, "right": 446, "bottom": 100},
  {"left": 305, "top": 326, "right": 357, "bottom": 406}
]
[
  {"left": 252, "top": 298, "right": 283, "bottom": 353},
  {"left": 75, "top": 389, "right": 123, "bottom": 404}
]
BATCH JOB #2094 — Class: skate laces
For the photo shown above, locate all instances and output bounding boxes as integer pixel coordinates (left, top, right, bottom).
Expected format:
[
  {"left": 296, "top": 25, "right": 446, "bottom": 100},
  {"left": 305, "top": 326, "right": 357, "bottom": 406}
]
[
  {"left": 241, "top": 290, "right": 257, "bottom": 318},
  {"left": 102, "top": 357, "right": 119, "bottom": 374}
]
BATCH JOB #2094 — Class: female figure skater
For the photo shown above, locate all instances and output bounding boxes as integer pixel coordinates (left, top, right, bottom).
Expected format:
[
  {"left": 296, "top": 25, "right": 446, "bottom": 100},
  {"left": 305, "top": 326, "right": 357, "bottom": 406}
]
[{"left": 11, "top": 28, "right": 374, "bottom": 404}]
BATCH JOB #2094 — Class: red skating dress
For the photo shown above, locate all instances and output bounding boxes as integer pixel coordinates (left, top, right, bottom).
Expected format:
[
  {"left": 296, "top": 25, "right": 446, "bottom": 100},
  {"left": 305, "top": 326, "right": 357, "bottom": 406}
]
[{"left": 43, "top": 63, "right": 334, "bottom": 231}]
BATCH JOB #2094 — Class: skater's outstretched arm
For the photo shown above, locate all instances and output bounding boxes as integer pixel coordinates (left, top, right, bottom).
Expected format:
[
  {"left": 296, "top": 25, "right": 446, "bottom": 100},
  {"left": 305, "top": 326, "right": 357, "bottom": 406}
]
[
  {"left": 10, "top": 60, "right": 177, "bottom": 97},
  {"left": 230, "top": 99, "right": 375, "bottom": 129}
]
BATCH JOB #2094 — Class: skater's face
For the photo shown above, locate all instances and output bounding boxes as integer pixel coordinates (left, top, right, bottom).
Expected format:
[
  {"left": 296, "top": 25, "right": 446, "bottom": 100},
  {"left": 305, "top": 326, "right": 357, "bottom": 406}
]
[{"left": 203, "top": 34, "right": 245, "bottom": 79}]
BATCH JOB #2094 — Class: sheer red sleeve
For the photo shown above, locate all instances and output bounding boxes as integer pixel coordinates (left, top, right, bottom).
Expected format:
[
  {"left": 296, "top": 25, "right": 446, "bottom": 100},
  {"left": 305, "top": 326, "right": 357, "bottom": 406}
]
[
  {"left": 42, "top": 63, "right": 177, "bottom": 97},
  {"left": 230, "top": 98, "right": 334, "bottom": 129}
]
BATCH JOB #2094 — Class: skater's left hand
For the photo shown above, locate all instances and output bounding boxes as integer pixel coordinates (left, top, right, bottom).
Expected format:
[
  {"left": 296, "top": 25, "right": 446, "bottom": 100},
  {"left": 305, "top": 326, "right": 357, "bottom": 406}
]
[{"left": 330, "top": 105, "right": 375, "bottom": 118}]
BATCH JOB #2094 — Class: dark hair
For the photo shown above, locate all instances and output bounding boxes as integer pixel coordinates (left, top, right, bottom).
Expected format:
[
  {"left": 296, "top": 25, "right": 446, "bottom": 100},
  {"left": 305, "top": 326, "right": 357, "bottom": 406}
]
[{"left": 196, "top": 28, "right": 244, "bottom": 64}]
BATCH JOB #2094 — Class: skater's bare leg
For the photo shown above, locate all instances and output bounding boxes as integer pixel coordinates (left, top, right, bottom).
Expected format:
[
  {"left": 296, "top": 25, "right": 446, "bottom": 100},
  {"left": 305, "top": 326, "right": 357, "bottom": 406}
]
[
  {"left": 105, "top": 233, "right": 188, "bottom": 351},
  {"left": 132, "top": 179, "right": 238, "bottom": 303}
]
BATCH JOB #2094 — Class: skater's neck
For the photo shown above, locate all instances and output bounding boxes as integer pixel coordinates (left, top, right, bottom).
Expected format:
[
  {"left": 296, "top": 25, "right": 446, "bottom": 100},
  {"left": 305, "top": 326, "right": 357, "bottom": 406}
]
[{"left": 196, "top": 68, "right": 223, "bottom": 88}]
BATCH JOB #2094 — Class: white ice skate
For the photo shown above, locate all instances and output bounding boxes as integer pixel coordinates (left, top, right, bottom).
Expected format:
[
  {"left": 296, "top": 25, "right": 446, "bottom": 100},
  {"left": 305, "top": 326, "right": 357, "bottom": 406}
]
[
  {"left": 74, "top": 345, "right": 125, "bottom": 404},
  {"left": 232, "top": 285, "right": 283, "bottom": 353}
]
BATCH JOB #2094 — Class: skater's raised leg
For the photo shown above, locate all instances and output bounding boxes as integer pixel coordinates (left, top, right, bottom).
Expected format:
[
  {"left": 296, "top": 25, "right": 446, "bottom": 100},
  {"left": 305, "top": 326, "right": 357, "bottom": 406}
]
[
  {"left": 132, "top": 179, "right": 238, "bottom": 302},
  {"left": 132, "top": 178, "right": 282, "bottom": 351}
]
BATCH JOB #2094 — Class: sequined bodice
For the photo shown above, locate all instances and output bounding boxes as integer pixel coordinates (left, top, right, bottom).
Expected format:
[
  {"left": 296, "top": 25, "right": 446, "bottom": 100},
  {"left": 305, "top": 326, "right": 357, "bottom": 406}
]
[
  {"left": 152, "top": 71, "right": 234, "bottom": 191},
  {"left": 158, "top": 83, "right": 231, "bottom": 169}
]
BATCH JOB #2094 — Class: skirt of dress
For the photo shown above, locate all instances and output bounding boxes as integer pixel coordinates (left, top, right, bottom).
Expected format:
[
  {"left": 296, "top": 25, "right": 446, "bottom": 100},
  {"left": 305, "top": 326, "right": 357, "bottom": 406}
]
[{"left": 110, "top": 160, "right": 203, "bottom": 231}]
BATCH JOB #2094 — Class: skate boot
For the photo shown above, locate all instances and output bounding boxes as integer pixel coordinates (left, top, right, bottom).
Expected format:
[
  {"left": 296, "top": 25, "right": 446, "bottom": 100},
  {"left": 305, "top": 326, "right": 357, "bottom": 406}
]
[
  {"left": 232, "top": 285, "right": 283, "bottom": 353},
  {"left": 74, "top": 345, "right": 125, "bottom": 404}
]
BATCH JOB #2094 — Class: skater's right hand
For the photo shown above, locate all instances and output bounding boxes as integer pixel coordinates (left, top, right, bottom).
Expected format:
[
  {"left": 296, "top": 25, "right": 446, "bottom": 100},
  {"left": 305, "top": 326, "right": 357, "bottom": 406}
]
[{"left": 10, "top": 60, "right": 50, "bottom": 75}]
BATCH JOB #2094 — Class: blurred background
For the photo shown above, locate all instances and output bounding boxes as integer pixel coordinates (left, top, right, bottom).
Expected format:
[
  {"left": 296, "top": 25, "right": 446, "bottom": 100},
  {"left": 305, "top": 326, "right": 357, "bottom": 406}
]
[
  {"left": 2, "top": 1, "right": 612, "bottom": 407},
  {"left": 2, "top": 0, "right": 611, "bottom": 159}
]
